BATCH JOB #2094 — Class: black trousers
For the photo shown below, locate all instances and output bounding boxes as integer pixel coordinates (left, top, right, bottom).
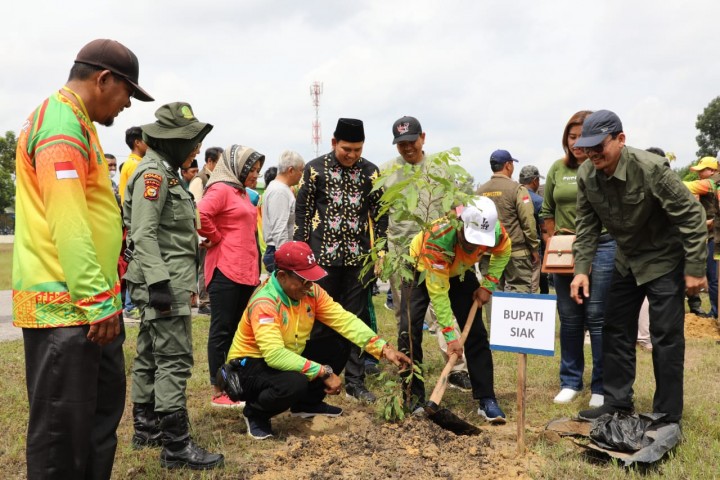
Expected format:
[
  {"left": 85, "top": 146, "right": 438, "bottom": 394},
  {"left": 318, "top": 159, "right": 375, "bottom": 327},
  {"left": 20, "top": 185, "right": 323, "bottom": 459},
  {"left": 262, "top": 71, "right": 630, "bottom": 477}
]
[
  {"left": 602, "top": 264, "right": 686, "bottom": 421},
  {"left": 399, "top": 272, "right": 495, "bottom": 405},
  {"left": 23, "top": 323, "right": 126, "bottom": 480},
  {"left": 312, "top": 265, "right": 370, "bottom": 386},
  {"left": 237, "top": 337, "right": 339, "bottom": 420},
  {"left": 207, "top": 268, "right": 256, "bottom": 385}
]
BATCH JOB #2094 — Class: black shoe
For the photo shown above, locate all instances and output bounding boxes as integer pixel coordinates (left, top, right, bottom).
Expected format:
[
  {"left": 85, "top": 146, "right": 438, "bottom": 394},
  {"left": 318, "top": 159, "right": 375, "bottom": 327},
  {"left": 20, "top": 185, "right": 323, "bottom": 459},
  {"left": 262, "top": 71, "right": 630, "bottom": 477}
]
[
  {"left": 159, "top": 410, "right": 224, "bottom": 470},
  {"left": 364, "top": 362, "right": 382, "bottom": 376},
  {"left": 578, "top": 403, "right": 633, "bottom": 421},
  {"left": 448, "top": 371, "right": 472, "bottom": 391},
  {"left": 290, "top": 401, "right": 343, "bottom": 418},
  {"left": 690, "top": 308, "right": 712, "bottom": 318},
  {"left": 131, "top": 403, "right": 163, "bottom": 449},
  {"left": 198, "top": 305, "right": 211, "bottom": 315},
  {"left": 244, "top": 415, "right": 274, "bottom": 440},
  {"left": 345, "top": 383, "right": 377, "bottom": 403}
]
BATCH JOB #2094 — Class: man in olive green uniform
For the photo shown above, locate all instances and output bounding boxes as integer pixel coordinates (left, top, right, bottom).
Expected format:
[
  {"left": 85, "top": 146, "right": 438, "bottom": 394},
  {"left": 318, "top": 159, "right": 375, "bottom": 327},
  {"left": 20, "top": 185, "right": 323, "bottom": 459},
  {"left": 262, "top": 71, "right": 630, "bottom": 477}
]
[
  {"left": 123, "top": 102, "right": 223, "bottom": 470},
  {"left": 570, "top": 110, "right": 707, "bottom": 423},
  {"left": 476, "top": 150, "right": 539, "bottom": 292},
  {"left": 383, "top": 115, "right": 472, "bottom": 391}
]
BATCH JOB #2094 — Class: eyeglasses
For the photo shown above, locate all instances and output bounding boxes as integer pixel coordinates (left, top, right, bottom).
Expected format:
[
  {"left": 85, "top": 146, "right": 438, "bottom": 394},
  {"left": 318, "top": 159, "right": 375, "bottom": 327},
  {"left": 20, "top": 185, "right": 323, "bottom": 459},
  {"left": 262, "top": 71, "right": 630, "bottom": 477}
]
[
  {"left": 287, "top": 271, "right": 312, "bottom": 287},
  {"left": 582, "top": 136, "right": 613, "bottom": 155}
]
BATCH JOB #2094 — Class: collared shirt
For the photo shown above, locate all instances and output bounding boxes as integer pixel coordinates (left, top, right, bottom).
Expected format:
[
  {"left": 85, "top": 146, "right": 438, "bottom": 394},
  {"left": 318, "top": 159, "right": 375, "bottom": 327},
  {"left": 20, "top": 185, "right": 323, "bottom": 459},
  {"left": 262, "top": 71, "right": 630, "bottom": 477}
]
[
  {"left": 683, "top": 177, "right": 718, "bottom": 240},
  {"left": 13, "top": 91, "right": 122, "bottom": 327},
  {"left": 477, "top": 173, "right": 538, "bottom": 254},
  {"left": 227, "top": 273, "right": 386, "bottom": 379},
  {"left": 262, "top": 179, "right": 296, "bottom": 248},
  {"left": 198, "top": 182, "right": 259, "bottom": 288},
  {"left": 119, "top": 152, "right": 142, "bottom": 205},
  {"left": 294, "top": 151, "right": 387, "bottom": 266},
  {"left": 574, "top": 146, "right": 707, "bottom": 284},
  {"left": 381, "top": 152, "right": 447, "bottom": 249},
  {"left": 123, "top": 150, "right": 199, "bottom": 317}
]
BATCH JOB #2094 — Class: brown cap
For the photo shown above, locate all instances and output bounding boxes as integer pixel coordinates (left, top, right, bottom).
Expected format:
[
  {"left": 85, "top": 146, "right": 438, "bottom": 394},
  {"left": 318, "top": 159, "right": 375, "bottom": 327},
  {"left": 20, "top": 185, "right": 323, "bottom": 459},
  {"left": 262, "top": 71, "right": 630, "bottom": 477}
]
[{"left": 74, "top": 39, "right": 154, "bottom": 102}]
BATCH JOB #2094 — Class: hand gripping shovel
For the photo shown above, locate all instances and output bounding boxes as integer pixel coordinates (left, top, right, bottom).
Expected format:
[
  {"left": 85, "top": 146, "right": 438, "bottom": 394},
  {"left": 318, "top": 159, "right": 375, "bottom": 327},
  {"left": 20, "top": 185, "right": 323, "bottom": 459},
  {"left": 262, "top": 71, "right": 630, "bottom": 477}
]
[{"left": 423, "top": 300, "right": 482, "bottom": 435}]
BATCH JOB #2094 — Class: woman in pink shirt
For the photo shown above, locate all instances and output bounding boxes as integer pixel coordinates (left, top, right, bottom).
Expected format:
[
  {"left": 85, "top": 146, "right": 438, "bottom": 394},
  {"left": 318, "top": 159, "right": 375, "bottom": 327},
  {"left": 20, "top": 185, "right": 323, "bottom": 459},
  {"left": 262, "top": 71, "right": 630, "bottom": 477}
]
[{"left": 198, "top": 144, "right": 264, "bottom": 407}]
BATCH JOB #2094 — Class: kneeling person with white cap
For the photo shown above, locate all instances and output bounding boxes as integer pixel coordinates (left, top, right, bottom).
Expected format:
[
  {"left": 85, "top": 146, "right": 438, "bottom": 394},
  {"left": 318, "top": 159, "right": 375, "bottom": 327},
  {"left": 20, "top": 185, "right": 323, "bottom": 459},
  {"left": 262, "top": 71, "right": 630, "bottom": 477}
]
[
  {"left": 225, "top": 241, "right": 411, "bottom": 440},
  {"left": 399, "top": 197, "right": 512, "bottom": 423}
]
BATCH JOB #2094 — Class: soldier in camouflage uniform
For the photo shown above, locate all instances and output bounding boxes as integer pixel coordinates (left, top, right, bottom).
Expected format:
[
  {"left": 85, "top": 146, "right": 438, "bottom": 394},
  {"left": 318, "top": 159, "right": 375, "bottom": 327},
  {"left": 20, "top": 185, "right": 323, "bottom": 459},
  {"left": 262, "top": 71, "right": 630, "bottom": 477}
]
[{"left": 123, "top": 102, "right": 222, "bottom": 470}]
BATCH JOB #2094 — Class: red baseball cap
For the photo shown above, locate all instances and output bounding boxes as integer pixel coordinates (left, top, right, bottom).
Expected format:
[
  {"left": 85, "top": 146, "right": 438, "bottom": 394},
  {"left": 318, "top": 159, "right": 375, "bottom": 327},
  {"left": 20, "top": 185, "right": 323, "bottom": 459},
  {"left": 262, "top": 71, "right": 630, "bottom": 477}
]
[{"left": 275, "top": 241, "right": 327, "bottom": 282}]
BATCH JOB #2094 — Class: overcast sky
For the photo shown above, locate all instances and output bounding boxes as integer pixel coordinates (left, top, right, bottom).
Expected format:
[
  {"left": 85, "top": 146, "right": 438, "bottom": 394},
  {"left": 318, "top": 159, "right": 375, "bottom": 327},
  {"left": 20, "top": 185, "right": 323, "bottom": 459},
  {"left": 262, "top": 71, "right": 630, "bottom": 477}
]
[{"left": 2, "top": 0, "right": 719, "bottom": 185}]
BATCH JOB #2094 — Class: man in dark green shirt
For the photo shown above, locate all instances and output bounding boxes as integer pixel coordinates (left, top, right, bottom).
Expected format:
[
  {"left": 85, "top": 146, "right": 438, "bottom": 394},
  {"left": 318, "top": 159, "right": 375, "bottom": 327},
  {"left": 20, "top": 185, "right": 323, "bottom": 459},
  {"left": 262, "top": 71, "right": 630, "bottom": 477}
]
[{"left": 570, "top": 110, "right": 707, "bottom": 423}]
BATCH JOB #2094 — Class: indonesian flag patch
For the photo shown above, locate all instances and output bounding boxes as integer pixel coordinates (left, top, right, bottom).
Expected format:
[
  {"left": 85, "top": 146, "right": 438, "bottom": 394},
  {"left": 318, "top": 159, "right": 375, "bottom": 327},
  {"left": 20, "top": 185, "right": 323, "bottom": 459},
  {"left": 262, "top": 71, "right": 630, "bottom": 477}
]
[
  {"left": 54, "top": 161, "right": 79, "bottom": 180},
  {"left": 522, "top": 194, "right": 530, "bottom": 203},
  {"left": 258, "top": 316, "right": 275, "bottom": 325}
]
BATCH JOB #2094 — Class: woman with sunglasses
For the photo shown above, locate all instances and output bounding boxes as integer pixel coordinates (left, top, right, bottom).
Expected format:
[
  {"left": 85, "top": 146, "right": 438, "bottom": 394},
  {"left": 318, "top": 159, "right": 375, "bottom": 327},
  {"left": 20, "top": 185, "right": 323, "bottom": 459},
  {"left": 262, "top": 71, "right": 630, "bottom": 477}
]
[
  {"left": 198, "top": 144, "right": 264, "bottom": 407},
  {"left": 540, "top": 111, "right": 616, "bottom": 408}
]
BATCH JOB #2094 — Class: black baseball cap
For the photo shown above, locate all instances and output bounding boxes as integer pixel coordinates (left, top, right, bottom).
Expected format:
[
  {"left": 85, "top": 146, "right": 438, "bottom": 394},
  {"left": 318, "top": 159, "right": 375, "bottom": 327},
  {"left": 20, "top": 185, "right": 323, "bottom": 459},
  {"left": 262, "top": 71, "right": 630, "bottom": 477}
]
[
  {"left": 489, "top": 149, "right": 519, "bottom": 165},
  {"left": 574, "top": 110, "right": 623, "bottom": 148},
  {"left": 392, "top": 116, "right": 422, "bottom": 144},
  {"left": 75, "top": 39, "right": 154, "bottom": 102}
]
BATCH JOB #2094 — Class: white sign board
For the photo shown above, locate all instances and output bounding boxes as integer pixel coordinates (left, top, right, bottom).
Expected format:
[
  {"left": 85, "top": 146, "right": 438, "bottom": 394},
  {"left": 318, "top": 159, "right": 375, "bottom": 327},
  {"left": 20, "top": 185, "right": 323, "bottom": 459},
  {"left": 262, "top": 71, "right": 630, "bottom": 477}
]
[{"left": 489, "top": 292, "right": 557, "bottom": 356}]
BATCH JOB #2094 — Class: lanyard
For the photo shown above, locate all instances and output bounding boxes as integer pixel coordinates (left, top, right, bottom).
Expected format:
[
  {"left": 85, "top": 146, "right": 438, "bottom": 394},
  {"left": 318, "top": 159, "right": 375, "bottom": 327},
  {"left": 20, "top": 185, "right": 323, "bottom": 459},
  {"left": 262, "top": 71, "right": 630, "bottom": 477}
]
[{"left": 60, "top": 86, "right": 98, "bottom": 137}]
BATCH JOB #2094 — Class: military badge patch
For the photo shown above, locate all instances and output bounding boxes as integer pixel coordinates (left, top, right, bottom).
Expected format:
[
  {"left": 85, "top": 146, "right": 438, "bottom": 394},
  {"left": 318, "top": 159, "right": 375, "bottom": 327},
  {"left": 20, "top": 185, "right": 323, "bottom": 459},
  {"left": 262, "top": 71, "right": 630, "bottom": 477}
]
[
  {"left": 144, "top": 184, "right": 159, "bottom": 200},
  {"left": 144, "top": 175, "right": 161, "bottom": 200}
]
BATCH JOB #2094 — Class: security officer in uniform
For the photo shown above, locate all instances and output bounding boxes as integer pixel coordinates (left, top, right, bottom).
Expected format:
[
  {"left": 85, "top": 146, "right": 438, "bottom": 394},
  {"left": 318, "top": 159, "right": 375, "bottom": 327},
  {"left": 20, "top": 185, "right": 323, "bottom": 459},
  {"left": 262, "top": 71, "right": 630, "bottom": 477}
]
[
  {"left": 476, "top": 149, "right": 539, "bottom": 292},
  {"left": 123, "top": 102, "right": 222, "bottom": 470}
]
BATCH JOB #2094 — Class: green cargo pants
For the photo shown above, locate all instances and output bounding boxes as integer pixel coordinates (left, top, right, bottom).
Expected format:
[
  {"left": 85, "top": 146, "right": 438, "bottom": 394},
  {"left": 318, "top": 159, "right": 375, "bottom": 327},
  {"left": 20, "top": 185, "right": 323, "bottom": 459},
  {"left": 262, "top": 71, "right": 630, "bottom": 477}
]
[{"left": 128, "top": 282, "right": 194, "bottom": 413}]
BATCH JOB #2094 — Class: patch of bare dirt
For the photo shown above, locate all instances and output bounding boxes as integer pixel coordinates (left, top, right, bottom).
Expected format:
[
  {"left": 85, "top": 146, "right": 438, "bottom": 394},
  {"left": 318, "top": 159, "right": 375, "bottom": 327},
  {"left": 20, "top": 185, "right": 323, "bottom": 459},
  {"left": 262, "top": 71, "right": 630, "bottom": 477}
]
[
  {"left": 685, "top": 313, "right": 720, "bottom": 340},
  {"left": 237, "top": 409, "right": 542, "bottom": 480}
]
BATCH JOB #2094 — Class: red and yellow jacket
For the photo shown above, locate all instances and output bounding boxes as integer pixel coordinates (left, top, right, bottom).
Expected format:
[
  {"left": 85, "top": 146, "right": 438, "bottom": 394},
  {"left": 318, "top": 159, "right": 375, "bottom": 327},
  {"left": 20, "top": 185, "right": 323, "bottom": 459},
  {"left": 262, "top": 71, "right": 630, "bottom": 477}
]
[{"left": 12, "top": 91, "right": 122, "bottom": 328}]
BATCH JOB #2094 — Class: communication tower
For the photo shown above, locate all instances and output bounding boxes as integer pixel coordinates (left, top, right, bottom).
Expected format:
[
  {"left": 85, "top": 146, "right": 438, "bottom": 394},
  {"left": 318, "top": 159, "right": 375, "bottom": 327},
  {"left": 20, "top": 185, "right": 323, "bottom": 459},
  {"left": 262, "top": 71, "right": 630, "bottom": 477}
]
[{"left": 310, "top": 81, "right": 323, "bottom": 157}]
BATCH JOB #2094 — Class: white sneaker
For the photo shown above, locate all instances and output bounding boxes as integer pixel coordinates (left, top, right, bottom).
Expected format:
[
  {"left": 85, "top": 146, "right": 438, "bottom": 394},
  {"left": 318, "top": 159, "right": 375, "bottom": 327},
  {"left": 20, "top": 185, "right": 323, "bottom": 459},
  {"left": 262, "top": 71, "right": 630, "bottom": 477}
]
[
  {"left": 553, "top": 388, "right": 579, "bottom": 404},
  {"left": 589, "top": 394, "right": 604, "bottom": 407}
]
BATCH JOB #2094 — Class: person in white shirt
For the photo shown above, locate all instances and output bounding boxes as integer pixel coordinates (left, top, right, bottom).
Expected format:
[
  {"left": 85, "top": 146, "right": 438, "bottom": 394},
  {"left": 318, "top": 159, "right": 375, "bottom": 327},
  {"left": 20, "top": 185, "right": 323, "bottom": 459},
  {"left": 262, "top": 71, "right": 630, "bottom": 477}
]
[{"left": 262, "top": 150, "right": 305, "bottom": 272}]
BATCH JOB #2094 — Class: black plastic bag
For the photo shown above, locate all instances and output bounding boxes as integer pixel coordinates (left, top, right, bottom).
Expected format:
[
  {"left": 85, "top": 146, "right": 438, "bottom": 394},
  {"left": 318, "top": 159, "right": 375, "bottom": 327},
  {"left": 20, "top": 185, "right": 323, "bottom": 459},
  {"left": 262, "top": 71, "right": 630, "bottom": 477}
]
[
  {"left": 216, "top": 359, "right": 245, "bottom": 402},
  {"left": 590, "top": 412, "right": 666, "bottom": 452}
]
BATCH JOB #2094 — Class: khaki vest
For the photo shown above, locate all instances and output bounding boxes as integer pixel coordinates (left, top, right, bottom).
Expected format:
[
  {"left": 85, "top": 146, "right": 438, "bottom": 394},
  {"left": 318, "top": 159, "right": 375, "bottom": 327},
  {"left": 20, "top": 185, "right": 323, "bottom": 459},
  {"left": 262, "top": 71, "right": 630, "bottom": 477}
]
[{"left": 477, "top": 174, "right": 528, "bottom": 252}]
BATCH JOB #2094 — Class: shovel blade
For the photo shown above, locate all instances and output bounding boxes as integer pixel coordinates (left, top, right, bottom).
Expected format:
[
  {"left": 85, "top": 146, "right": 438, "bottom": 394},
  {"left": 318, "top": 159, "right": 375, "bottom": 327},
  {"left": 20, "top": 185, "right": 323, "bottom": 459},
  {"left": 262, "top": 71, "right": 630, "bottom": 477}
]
[{"left": 428, "top": 407, "right": 482, "bottom": 436}]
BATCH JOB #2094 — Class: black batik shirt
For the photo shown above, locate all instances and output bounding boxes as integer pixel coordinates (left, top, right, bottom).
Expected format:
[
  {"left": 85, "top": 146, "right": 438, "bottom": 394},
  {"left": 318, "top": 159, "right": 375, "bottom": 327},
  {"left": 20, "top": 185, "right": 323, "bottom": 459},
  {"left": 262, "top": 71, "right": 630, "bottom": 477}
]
[{"left": 294, "top": 152, "right": 387, "bottom": 267}]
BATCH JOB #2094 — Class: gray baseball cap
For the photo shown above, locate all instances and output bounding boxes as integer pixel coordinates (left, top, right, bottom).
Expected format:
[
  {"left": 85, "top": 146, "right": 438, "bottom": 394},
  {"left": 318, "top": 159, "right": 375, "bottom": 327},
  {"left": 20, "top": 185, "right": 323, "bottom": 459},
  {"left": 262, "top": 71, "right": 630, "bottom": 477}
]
[
  {"left": 574, "top": 110, "right": 623, "bottom": 148},
  {"left": 518, "top": 165, "right": 544, "bottom": 183}
]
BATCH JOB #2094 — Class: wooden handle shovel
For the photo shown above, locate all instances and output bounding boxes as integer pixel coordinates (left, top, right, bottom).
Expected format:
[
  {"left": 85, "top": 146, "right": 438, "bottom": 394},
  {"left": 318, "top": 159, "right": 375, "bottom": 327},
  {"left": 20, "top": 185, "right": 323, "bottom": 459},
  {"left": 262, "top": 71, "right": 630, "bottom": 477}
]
[
  {"left": 423, "top": 300, "right": 481, "bottom": 435},
  {"left": 426, "top": 300, "right": 478, "bottom": 409}
]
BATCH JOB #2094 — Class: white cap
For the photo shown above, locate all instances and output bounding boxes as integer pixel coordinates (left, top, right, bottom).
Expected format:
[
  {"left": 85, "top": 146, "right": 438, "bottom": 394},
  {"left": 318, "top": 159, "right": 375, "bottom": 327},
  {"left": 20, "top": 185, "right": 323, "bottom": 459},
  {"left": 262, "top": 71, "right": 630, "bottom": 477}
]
[{"left": 460, "top": 196, "right": 498, "bottom": 247}]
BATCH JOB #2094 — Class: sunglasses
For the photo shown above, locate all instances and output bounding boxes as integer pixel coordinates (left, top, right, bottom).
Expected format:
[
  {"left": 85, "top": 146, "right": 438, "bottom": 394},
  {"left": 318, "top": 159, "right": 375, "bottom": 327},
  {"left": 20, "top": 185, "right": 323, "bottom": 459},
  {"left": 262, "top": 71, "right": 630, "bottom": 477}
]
[{"left": 582, "top": 136, "right": 613, "bottom": 155}]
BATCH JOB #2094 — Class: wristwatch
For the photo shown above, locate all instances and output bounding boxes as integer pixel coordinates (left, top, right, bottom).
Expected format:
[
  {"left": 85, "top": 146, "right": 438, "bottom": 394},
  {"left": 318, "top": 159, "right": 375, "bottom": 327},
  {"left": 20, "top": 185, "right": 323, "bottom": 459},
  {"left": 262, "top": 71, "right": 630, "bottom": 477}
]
[{"left": 320, "top": 365, "right": 333, "bottom": 380}]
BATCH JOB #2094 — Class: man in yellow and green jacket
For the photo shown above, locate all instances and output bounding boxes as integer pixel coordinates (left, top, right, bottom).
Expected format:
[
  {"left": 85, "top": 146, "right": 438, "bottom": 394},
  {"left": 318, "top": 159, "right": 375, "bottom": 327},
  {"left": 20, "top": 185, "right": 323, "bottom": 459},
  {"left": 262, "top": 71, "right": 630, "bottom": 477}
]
[{"left": 226, "top": 241, "right": 411, "bottom": 440}]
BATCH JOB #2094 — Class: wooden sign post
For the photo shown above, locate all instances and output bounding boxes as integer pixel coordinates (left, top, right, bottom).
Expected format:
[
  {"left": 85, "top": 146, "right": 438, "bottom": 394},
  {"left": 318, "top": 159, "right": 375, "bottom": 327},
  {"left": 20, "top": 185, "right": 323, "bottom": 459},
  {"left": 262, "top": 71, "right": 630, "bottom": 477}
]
[{"left": 489, "top": 292, "right": 557, "bottom": 455}]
